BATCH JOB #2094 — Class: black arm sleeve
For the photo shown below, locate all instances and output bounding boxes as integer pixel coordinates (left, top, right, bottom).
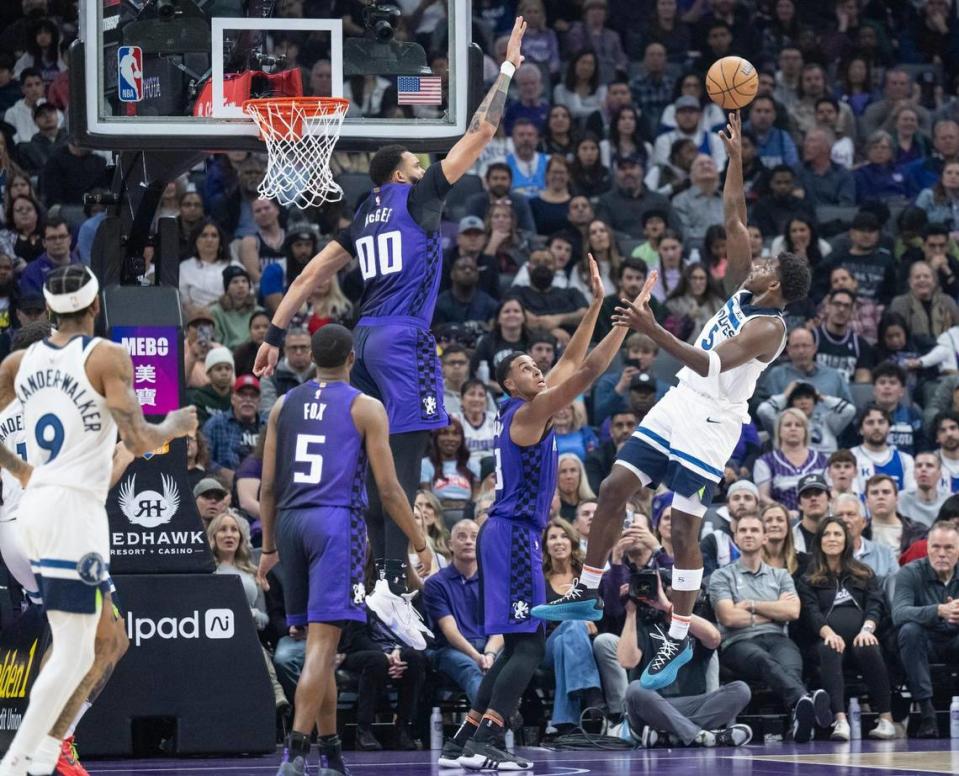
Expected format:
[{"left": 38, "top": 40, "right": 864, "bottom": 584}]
[
  {"left": 333, "top": 227, "right": 355, "bottom": 256},
  {"left": 407, "top": 163, "right": 453, "bottom": 233}
]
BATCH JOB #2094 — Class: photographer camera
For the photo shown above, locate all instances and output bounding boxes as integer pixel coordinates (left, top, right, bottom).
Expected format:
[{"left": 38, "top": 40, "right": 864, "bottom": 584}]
[{"left": 616, "top": 567, "right": 753, "bottom": 749}]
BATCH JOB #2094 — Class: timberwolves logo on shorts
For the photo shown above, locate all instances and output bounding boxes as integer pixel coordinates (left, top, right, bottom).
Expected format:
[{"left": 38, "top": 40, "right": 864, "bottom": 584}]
[{"left": 77, "top": 553, "right": 107, "bottom": 586}]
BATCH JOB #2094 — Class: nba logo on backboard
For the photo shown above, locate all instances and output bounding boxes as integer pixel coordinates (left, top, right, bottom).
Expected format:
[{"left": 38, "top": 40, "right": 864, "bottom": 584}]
[{"left": 117, "top": 46, "right": 143, "bottom": 102}]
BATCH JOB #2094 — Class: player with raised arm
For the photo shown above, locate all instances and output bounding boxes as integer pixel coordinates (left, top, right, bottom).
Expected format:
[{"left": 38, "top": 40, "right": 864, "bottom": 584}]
[
  {"left": 0, "top": 266, "right": 197, "bottom": 776},
  {"left": 439, "top": 258, "right": 655, "bottom": 771},
  {"left": 256, "top": 325, "right": 430, "bottom": 776},
  {"left": 531, "top": 112, "right": 812, "bottom": 691},
  {"left": 253, "top": 17, "right": 528, "bottom": 649}
]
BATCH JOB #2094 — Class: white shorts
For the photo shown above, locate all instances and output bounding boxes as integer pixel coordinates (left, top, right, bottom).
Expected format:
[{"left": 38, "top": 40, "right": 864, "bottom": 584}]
[
  {"left": 18, "top": 486, "right": 111, "bottom": 614},
  {"left": 615, "top": 384, "right": 741, "bottom": 502}
]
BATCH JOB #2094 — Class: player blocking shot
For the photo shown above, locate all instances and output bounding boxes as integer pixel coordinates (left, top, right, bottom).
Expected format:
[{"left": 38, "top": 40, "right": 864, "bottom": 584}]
[
  {"left": 439, "top": 259, "right": 656, "bottom": 772},
  {"left": 532, "top": 112, "right": 812, "bottom": 690},
  {"left": 253, "top": 17, "right": 528, "bottom": 649},
  {"left": 0, "top": 266, "right": 197, "bottom": 776},
  {"left": 257, "top": 325, "right": 430, "bottom": 776}
]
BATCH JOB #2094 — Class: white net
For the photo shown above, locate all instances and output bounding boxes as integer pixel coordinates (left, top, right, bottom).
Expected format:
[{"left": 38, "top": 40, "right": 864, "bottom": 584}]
[{"left": 243, "top": 98, "right": 349, "bottom": 210}]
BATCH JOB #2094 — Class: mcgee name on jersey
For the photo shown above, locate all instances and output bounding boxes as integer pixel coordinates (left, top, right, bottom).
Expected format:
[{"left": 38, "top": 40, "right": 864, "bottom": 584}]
[
  {"left": 365, "top": 207, "right": 394, "bottom": 227},
  {"left": 17, "top": 369, "right": 103, "bottom": 432}
]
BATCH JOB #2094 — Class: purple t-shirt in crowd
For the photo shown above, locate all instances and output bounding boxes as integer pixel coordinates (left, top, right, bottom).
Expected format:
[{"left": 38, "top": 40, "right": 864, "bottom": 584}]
[{"left": 423, "top": 564, "right": 484, "bottom": 647}]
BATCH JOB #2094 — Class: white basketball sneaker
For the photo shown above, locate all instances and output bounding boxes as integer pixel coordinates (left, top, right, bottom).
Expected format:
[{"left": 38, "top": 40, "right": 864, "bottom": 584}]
[{"left": 365, "top": 579, "right": 433, "bottom": 650}]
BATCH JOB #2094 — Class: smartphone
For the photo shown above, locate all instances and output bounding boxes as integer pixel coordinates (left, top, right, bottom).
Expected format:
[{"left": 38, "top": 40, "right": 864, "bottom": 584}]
[
  {"left": 623, "top": 507, "right": 634, "bottom": 530},
  {"left": 197, "top": 323, "right": 213, "bottom": 346}
]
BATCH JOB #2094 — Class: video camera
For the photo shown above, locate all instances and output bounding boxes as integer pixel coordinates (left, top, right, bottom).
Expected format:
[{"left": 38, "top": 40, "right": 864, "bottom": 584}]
[{"left": 628, "top": 567, "right": 670, "bottom": 604}]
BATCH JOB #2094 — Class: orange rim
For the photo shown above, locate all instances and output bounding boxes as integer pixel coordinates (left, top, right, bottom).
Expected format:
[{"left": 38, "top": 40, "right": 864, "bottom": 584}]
[{"left": 242, "top": 97, "right": 350, "bottom": 140}]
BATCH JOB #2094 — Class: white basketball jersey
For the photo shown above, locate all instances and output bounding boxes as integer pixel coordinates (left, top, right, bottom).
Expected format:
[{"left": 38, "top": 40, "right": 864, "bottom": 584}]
[
  {"left": 678, "top": 290, "right": 787, "bottom": 418},
  {"left": 0, "top": 398, "right": 25, "bottom": 520},
  {"left": 15, "top": 336, "right": 117, "bottom": 502}
]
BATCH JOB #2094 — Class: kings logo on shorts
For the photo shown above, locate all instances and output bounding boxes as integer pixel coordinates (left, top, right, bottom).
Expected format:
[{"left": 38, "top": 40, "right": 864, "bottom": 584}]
[{"left": 117, "top": 45, "right": 143, "bottom": 103}]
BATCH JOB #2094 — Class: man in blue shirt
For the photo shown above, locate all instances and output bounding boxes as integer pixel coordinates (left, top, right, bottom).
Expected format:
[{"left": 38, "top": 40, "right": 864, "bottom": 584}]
[
  {"left": 745, "top": 96, "right": 798, "bottom": 168},
  {"left": 759, "top": 327, "right": 853, "bottom": 405},
  {"left": 18, "top": 217, "right": 81, "bottom": 297},
  {"left": 503, "top": 64, "right": 549, "bottom": 135},
  {"left": 423, "top": 519, "right": 503, "bottom": 705},
  {"left": 202, "top": 374, "right": 263, "bottom": 485},
  {"left": 871, "top": 363, "right": 923, "bottom": 456}
]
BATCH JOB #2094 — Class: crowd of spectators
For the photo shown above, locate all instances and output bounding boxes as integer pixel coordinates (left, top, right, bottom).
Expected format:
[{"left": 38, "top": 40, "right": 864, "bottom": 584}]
[{"left": 2, "top": 0, "right": 959, "bottom": 753}]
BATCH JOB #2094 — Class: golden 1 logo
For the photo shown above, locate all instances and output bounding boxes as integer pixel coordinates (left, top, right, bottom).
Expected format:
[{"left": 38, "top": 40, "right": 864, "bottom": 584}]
[{"left": 0, "top": 639, "right": 39, "bottom": 699}]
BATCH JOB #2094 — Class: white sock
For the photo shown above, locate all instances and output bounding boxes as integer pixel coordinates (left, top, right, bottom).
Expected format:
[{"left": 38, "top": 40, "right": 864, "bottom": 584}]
[
  {"left": 26, "top": 737, "right": 59, "bottom": 775},
  {"left": 66, "top": 701, "right": 92, "bottom": 738},
  {"left": 0, "top": 611, "right": 98, "bottom": 775},
  {"left": 668, "top": 613, "right": 691, "bottom": 641},
  {"left": 579, "top": 565, "right": 604, "bottom": 590}
]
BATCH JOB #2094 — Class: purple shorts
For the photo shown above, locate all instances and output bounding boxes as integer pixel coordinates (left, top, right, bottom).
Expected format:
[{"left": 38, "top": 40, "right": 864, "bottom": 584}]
[
  {"left": 477, "top": 516, "right": 545, "bottom": 636},
  {"left": 276, "top": 505, "right": 367, "bottom": 625},
  {"left": 351, "top": 316, "right": 448, "bottom": 434}
]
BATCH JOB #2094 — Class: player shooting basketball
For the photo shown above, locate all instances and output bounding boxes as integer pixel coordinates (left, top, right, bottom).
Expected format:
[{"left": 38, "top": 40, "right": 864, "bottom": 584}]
[
  {"left": 533, "top": 111, "right": 812, "bottom": 691},
  {"left": 254, "top": 17, "right": 528, "bottom": 649}
]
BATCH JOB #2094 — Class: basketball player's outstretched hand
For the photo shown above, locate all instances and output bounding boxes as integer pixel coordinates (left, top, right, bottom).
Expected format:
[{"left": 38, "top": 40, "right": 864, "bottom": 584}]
[
  {"left": 253, "top": 341, "right": 279, "bottom": 378},
  {"left": 506, "top": 16, "right": 527, "bottom": 68},
  {"left": 718, "top": 110, "right": 742, "bottom": 157},
  {"left": 587, "top": 252, "right": 605, "bottom": 304},
  {"left": 611, "top": 271, "right": 658, "bottom": 333}
]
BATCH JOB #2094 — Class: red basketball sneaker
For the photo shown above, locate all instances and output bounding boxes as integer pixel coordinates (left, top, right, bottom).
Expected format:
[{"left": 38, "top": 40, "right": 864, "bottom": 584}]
[{"left": 55, "top": 736, "right": 90, "bottom": 776}]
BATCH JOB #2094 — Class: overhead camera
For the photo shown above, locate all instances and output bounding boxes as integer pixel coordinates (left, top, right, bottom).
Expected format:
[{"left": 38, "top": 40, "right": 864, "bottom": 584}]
[
  {"left": 156, "top": 0, "right": 176, "bottom": 19},
  {"left": 364, "top": 2, "right": 401, "bottom": 42}
]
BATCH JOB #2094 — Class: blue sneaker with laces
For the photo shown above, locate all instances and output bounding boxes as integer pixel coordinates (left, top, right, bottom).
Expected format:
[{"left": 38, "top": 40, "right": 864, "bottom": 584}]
[
  {"left": 530, "top": 580, "right": 603, "bottom": 621},
  {"left": 639, "top": 633, "right": 692, "bottom": 690}
]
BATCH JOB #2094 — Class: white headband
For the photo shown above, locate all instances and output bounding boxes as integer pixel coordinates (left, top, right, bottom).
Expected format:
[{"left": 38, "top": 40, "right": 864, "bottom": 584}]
[{"left": 43, "top": 270, "right": 100, "bottom": 314}]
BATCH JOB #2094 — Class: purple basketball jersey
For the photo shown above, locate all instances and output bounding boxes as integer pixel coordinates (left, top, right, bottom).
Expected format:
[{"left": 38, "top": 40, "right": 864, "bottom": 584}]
[
  {"left": 351, "top": 183, "right": 442, "bottom": 327},
  {"left": 488, "top": 398, "right": 558, "bottom": 530},
  {"left": 274, "top": 380, "right": 368, "bottom": 511}
]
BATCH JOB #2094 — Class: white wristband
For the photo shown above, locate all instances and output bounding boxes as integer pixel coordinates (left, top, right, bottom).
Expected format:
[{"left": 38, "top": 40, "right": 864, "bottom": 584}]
[
  {"left": 706, "top": 350, "right": 721, "bottom": 380},
  {"left": 500, "top": 61, "right": 516, "bottom": 78}
]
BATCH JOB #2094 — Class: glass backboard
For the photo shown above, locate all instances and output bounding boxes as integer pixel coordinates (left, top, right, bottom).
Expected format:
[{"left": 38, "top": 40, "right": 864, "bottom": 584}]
[{"left": 75, "top": 0, "right": 473, "bottom": 152}]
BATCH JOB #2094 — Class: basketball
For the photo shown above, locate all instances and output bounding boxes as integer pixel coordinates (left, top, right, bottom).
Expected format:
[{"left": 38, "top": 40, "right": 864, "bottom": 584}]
[{"left": 706, "top": 56, "right": 759, "bottom": 110}]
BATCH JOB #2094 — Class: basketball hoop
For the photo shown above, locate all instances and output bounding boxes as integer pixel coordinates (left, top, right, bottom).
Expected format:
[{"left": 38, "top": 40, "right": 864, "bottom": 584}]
[{"left": 243, "top": 97, "right": 350, "bottom": 209}]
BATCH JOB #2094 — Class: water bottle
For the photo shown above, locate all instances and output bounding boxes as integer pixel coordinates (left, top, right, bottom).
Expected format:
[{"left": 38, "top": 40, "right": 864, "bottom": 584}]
[
  {"left": 430, "top": 707, "right": 443, "bottom": 750},
  {"left": 848, "top": 697, "right": 861, "bottom": 740},
  {"left": 504, "top": 728, "right": 515, "bottom": 752},
  {"left": 950, "top": 696, "right": 959, "bottom": 739}
]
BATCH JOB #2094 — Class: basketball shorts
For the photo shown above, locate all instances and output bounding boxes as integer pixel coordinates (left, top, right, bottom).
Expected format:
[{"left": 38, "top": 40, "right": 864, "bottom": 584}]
[
  {"left": 276, "top": 505, "right": 367, "bottom": 626},
  {"left": 477, "top": 516, "right": 545, "bottom": 636},
  {"left": 17, "top": 486, "right": 112, "bottom": 614},
  {"left": 352, "top": 316, "right": 448, "bottom": 434},
  {"left": 616, "top": 384, "right": 742, "bottom": 506}
]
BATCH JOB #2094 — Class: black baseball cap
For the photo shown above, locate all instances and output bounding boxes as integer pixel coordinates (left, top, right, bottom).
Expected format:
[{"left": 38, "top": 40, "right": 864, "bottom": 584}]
[
  {"left": 629, "top": 373, "right": 656, "bottom": 392},
  {"left": 797, "top": 473, "right": 830, "bottom": 496}
]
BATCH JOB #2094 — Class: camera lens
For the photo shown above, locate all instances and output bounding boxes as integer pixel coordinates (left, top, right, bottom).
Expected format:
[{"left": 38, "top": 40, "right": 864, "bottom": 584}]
[
  {"left": 157, "top": 0, "right": 175, "bottom": 19},
  {"left": 374, "top": 19, "right": 393, "bottom": 42}
]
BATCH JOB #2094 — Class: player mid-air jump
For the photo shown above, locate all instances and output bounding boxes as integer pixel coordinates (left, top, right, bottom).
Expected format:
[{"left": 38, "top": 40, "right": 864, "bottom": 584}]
[
  {"left": 532, "top": 111, "right": 811, "bottom": 691},
  {"left": 254, "top": 17, "right": 529, "bottom": 649}
]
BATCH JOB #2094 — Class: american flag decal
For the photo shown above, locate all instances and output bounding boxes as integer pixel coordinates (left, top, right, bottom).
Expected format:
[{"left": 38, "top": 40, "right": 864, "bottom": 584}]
[{"left": 397, "top": 75, "right": 442, "bottom": 105}]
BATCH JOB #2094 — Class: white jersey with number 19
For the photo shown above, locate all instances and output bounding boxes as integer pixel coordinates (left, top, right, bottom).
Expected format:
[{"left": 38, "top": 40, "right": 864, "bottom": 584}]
[{"left": 15, "top": 336, "right": 117, "bottom": 501}]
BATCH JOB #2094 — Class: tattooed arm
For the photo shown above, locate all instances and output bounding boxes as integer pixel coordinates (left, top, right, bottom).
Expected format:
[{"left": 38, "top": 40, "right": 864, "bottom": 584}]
[
  {"left": 440, "top": 16, "right": 526, "bottom": 184},
  {"left": 90, "top": 342, "right": 198, "bottom": 457}
]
